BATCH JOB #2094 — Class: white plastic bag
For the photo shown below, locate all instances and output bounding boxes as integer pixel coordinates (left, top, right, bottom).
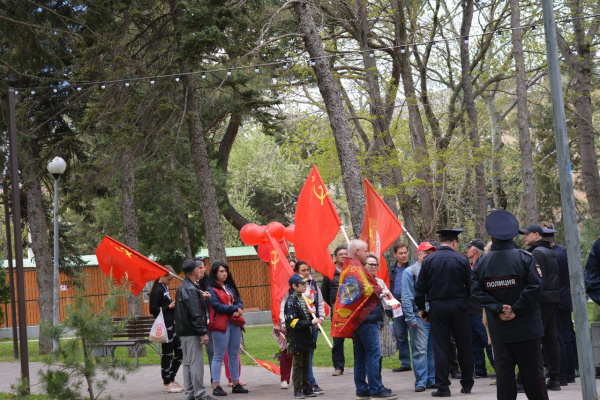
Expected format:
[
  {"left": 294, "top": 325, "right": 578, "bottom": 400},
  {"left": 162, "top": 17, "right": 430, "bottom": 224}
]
[
  {"left": 149, "top": 308, "right": 169, "bottom": 343},
  {"left": 382, "top": 297, "right": 403, "bottom": 318}
]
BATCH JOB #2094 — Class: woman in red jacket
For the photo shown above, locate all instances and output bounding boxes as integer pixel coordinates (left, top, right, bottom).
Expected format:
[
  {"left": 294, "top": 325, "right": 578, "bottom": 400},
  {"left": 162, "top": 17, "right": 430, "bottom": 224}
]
[{"left": 206, "top": 261, "right": 249, "bottom": 397}]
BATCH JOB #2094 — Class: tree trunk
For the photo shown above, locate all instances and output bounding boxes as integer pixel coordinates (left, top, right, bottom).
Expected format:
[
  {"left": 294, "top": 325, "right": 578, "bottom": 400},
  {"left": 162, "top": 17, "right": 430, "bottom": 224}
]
[
  {"left": 556, "top": 3, "right": 600, "bottom": 218},
  {"left": 22, "top": 151, "right": 53, "bottom": 355},
  {"left": 183, "top": 75, "right": 227, "bottom": 263},
  {"left": 460, "top": 0, "right": 486, "bottom": 237},
  {"left": 484, "top": 92, "right": 507, "bottom": 210},
  {"left": 509, "top": 0, "right": 538, "bottom": 223},
  {"left": 394, "top": 0, "right": 436, "bottom": 238},
  {"left": 293, "top": 0, "right": 365, "bottom": 237}
]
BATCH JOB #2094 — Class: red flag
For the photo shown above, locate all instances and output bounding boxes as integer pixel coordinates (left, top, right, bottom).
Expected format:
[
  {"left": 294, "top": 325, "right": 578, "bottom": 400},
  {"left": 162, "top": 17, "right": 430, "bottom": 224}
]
[
  {"left": 359, "top": 179, "right": 403, "bottom": 288},
  {"left": 294, "top": 165, "right": 341, "bottom": 279},
  {"left": 241, "top": 348, "right": 281, "bottom": 375},
  {"left": 331, "top": 257, "right": 382, "bottom": 338},
  {"left": 95, "top": 235, "right": 169, "bottom": 296},
  {"left": 266, "top": 232, "right": 294, "bottom": 325}
]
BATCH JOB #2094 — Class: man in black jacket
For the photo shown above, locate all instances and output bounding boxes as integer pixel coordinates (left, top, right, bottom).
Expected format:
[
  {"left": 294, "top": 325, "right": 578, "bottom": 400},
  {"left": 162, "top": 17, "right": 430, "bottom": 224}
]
[
  {"left": 175, "top": 259, "right": 214, "bottom": 400},
  {"left": 321, "top": 245, "right": 347, "bottom": 376},
  {"left": 472, "top": 211, "right": 548, "bottom": 400},
  {"left": 521, "top": 224, "right": 562, "bottom": 390}
]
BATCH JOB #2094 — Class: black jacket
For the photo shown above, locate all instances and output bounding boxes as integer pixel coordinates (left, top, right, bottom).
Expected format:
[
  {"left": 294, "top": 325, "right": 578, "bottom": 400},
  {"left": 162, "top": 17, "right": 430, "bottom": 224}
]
[
  {"left": 528, "top": 240, "right": 560, "bottom": 304},
  {"left": 284, "top": 294, "right": 316, "bottom": 353},
  {"left": 415, "top": 246, "right": 471, "bottom": 310},
  {"left": 471, "top": 240, "right": 543, "bottom": 344},
  {"left": 552, "top": 243, "right": 572, "bottom": 312},
  {"left": 585, "top": 236, "right": 600, "bottom": 294},
  {"left": 321, "top": 268, "right": 341, "bottom": 307},
  {"left": 174, "top": 277, "right": 208, "bottom": 337},
  {"left": 149, "top": 282, "right": 175, "bottom": 326}
]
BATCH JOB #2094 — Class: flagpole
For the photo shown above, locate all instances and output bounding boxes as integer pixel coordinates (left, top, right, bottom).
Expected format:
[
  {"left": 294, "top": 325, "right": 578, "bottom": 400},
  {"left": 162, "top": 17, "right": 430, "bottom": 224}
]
[
  {"left": 169, "top": 272, "right": 184, "bottom": 282},
  {"left": 340, "top": 225, "right": 350, "bottom": 245},
  {"left": 303, "top": 295, "right": 333, "bottom": 348},
  {"left": 403, "top": 228, "right": 419, "bottom": 248}
]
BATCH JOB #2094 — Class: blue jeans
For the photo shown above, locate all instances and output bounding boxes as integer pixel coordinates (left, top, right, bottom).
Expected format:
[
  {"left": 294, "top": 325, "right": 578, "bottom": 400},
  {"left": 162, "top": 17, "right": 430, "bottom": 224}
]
[
  {"left": 408, "top": 318, "right": 435, "bottom": 389},
  {"left": 470, "top": 314, "right": 494, "bottom": 375},
  {"left": 308, "top": 326, "right": 319, "bottom": 386},
  {"left": 393, "top": 315, "right": 411, "bottom": 366},
  {"left": 353, "top": 322, "right": 384, "bottom": 396},
  {"left": 210, "top": 321, "right": 242, "bottom": 384}
]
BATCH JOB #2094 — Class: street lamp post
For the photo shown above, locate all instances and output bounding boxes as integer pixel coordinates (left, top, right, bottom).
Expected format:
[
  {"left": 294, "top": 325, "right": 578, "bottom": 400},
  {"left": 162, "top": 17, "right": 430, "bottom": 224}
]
[{"left": 47, "top": 156, "right": 66, "bottom": 355}]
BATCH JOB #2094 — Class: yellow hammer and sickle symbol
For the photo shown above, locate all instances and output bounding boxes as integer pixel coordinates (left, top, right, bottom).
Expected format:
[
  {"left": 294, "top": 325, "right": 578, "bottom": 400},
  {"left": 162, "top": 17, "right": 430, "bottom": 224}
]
[
  {"left": 115, "top": 246, "right": 133, "bottom": 258},
  {"left": 313, "top": 185, "right": 327, "bottom": 206},
  {"left": 270, "top": 251, "right": 279, "bottom": 270}
]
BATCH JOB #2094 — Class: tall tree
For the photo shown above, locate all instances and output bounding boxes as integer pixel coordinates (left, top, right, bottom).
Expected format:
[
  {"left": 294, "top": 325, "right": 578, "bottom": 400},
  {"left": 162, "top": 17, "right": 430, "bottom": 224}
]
[
  {"left": 460, "top": 0, "right": 486, "bottom": 236},
  {"left": 556, "top": 1, "right": 600, "bottom": 218},
  {"left": 292, "top": 0, "right": 365, "bottom": 236},
  {"left": 509, "top": 0, "right": 538, "bottom": 223}
]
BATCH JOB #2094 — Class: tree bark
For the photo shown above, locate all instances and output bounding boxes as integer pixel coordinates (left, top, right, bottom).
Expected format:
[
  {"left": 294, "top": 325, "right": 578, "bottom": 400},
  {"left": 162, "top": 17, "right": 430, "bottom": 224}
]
[
  {"left": 509, "top": 0, "right": 538, "bottom": 223},
  {"left": 183, "top": 75, "right": 227, "bottom": 263},
  {"left": 556, "top": 2, "right": 600, "bottom": 218},
  {"left": 484, "top": 92, "right": 507, "bottom": 210},
  {"left": 120, "top": 148, "right": 143, "bottom": 320},
  {"left": 293, "top": 0, "right": 365, "bottom": 237},
  {"left": 21, "top": 150, "right": 53, "bottom": 355},
  {"left": 394, "top": 0, "right": 436, "bottom": 238},
  {"left": 460, "top": 0, "right": 486, "bottom": 237}
]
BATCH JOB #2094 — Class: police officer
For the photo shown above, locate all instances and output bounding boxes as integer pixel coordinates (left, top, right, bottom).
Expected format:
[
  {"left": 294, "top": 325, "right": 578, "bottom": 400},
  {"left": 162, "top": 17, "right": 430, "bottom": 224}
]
[
  {"left": 520, "top": 224, "right": 561, "bottom": 390},
  {"left": 415, "top": 229, "right": 474, "bottom": 397},
  {"left": 471, "top": 211, "right": 548, "bottom": 400}
]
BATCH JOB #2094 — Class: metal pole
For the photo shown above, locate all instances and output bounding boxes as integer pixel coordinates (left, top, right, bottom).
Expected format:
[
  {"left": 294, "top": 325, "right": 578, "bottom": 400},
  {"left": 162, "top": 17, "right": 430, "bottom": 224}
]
[
  {"left": 3, "top": 178, "right": 19, "bottom": 359},
  {"left": 7, "top": 87, "right": 30, "bottom": 387},
  {"left": 539, "top": 3, "right": 597, "bottom": 398},
  {"left": 52, "top": 176, "right": 59, "bottom": 356}
]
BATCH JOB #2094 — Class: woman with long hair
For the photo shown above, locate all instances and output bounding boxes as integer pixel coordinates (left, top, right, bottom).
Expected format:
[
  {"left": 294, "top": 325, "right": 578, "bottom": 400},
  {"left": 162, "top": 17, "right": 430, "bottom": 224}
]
[
  {"left": 206, "top": 261, "right": 249, "bottom": 397},
  {"left": 149, "top": 265, "right": 183, "bottom": 393}
]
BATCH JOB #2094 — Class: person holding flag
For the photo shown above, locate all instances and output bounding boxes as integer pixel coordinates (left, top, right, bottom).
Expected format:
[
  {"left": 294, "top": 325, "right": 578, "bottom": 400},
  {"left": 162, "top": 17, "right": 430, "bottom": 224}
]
[
  {"left": 279, "top": 261, "right": 325, "bottom": 395},
  {"left": 337, "top": 239, "right": 397, "bottom": 400}
]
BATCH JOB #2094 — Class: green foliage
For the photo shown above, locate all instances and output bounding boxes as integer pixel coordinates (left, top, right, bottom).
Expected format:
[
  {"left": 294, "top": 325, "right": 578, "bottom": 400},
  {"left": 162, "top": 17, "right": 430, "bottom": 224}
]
[{"left": 38, "top": 272, "right": 136, "bottom": 400}]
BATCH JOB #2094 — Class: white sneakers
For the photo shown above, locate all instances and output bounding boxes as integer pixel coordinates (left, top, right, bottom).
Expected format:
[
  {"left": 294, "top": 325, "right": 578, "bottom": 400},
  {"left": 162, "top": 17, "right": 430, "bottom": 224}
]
[
  {"left": 165, "top": 381, "right": 183, "bottom": 393},
  {"left": 281, "top": 381, "right": 289, "bottom": 389}
]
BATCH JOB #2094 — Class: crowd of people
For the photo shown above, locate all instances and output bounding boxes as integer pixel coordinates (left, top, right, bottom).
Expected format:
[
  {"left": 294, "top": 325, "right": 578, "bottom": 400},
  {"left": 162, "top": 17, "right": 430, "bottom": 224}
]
[{"left": 149, "top": 209, "right": 590, "bottom": 400}]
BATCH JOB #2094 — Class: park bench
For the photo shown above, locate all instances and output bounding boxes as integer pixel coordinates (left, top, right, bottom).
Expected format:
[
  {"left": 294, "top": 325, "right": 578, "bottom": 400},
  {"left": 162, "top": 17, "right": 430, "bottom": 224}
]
[{"left": 90, "top": 315, "right": 161, "bottom": 365}]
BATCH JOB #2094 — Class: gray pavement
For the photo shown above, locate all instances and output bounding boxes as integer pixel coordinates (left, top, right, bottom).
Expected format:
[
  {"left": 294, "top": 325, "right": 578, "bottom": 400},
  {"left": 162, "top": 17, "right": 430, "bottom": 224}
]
[{"left": 0, "top": 361, "right": 594, "bottom": 399}]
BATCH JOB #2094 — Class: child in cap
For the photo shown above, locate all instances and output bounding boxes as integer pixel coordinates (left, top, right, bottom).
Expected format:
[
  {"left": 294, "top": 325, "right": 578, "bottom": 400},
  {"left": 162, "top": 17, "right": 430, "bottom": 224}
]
[{"left": 284, "top": 273, "right": 321, "bottom": 399}]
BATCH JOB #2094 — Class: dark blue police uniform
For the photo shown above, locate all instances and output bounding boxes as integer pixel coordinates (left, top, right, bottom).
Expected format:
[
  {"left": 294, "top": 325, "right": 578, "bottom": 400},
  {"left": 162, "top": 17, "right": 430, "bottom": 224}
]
[
  {"left": 415, "top": 229, "right": 474, "bottom": 396},
  {"left": 471, "top": 211, "right": 548, "bottom": 400}
]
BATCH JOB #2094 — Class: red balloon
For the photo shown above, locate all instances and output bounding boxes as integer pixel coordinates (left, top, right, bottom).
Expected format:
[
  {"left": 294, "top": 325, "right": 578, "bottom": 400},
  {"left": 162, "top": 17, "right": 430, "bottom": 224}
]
[
  {"left": 284, "top": 225, "right": 295, "bottom": 243},
  {"left": 266, "top": 222, "right": 285, "bottom": 241},
  {"left": 240, "top": 223, "right": 266, "bottom": 246}
]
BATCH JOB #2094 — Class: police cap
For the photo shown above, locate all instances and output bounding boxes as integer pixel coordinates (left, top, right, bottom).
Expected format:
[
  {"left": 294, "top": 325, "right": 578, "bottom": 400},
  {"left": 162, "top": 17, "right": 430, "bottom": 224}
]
[
  {"left": 485, "top": 210, "right": 519, "bottom": 240},
  {"left": 436, "top": 229, "right": 464, "bottom": 238}
]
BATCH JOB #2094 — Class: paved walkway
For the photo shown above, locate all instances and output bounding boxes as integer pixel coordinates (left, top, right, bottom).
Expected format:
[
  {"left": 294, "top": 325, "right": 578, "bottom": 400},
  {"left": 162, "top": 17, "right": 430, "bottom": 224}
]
[{"left": 0, "top": 361, "right": 595, "bottom": 399}]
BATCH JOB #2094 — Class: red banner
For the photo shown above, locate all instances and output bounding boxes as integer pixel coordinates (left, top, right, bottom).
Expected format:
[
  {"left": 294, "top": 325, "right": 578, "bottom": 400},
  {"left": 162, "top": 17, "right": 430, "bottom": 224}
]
[
  {"left": 266, "top": 232, "right": 294, "bottom": 325},
  {"left": 359, "top": 179, "right": 403, "bottom": 287},
  {"left": 255, "top": 359, "right": 281, "bottom": 375},
  {"left": 294, "top": 165, "right": 341, "bottom": 279},
  {"left": 95, "top": 235, "right": 169, "bottom": 295},
  {"left": 331, "top": 257, "right": 382, "bottom": 338}
]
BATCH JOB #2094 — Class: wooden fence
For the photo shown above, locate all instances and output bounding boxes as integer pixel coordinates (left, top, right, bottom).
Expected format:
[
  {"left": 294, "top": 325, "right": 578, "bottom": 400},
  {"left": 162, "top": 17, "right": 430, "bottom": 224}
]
[{"left": 1, "top": 254, "right": 271, "bottom": 328}]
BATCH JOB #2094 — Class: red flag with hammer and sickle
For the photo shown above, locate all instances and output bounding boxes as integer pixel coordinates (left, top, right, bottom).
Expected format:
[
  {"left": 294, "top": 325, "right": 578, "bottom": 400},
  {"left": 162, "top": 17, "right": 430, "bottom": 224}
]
[
  {"left": 359, "top": 179, "right": 403, "bottom": 287},
  {"left": 266, "top": 231, "right": 294, "bottom": 325},
  {"left": 294, "top": 165, "right": 342, "bottom": 279},
  {"left": 96, "top": 235, "right": 170, "bottom": 295}
]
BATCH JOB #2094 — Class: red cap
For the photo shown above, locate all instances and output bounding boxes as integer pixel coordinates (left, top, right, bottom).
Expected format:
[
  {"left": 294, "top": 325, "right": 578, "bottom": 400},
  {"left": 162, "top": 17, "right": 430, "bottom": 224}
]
[{"left": 417, "top": 241, "right": 437, "bottom": 253}]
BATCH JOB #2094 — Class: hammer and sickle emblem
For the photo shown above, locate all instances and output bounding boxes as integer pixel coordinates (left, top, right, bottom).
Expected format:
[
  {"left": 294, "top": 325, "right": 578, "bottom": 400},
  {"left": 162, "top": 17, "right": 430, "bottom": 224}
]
[
  {"left": 270, "top": 250, "right": 279, "bottom": 270},
  {"left": 312, "top": 185, "right": 328, "bottom": 206},
  {"left": 115, "top": 246, "right": 133, "bottom": 258}
]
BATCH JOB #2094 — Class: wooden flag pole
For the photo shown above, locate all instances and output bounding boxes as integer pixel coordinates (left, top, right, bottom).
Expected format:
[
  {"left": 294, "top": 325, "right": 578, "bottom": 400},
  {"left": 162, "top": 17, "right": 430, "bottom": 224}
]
[
  {"left": 303, "top": 295, "right": 333, "bottom": 348},
  {"left": 340, "top": 225, "right": 350, "bottom": 245}
]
